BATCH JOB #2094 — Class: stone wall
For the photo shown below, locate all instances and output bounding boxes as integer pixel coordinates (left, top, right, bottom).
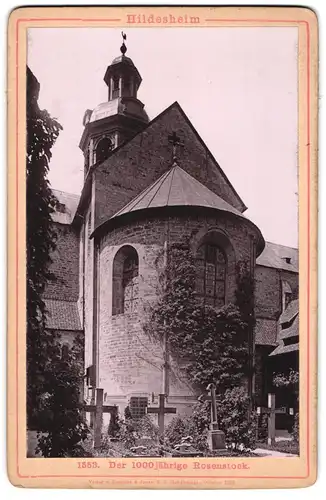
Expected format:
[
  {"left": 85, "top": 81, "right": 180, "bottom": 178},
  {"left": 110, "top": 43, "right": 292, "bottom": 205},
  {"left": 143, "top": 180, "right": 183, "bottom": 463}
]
[
  {"left": 255, "top": 265, "right": 299, "bottom": 320},
  {"left": 96, "top": 209, "right": 258, "bottom": 404}
]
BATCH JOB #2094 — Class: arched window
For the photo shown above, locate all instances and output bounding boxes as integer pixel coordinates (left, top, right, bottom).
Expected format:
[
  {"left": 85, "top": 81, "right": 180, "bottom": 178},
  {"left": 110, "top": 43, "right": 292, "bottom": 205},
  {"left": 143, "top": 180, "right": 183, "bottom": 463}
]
[
  {"left": 122, "top": 76, "right": 132, "bottom": 97},
  {"left": 95, "top": 137, "right": 113, "bottom": 163},
  {"left": 122, "top": 252, "right": 139, "bottom": 313},
  {"left": 112, "top": 246, "right": 139, "bottom": 315},
  {"left": 282, "top": 280, "right": 292, "bottom": 312},
  {"left": 195, "top": 243, "right": 226, "bottom": 308}
]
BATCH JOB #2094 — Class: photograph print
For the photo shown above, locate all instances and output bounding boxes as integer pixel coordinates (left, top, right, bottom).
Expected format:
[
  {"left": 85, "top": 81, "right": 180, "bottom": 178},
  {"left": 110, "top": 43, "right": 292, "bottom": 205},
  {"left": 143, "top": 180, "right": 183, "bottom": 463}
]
[{"left": 26, "top": 25, "right": 300, "bottom": 460}]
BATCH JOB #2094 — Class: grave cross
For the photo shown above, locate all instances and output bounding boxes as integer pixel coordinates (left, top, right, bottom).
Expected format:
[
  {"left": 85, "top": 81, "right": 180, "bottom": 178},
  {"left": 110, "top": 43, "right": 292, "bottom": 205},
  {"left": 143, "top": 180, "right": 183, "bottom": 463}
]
[
  {"left": 83, "top": 388, "right": 118, "bottom": 448},
  {"left": 168, "top": 131, "right": 184, "bottom": 163},
  {"left": 198, "top": 383, "right": 225, "bottom": 450},
  {"left": 256, "top": 393, "right": 292, "bottom": 446},
  {"left": 147, "top": 393, "right": 176, "bottom": 436}
]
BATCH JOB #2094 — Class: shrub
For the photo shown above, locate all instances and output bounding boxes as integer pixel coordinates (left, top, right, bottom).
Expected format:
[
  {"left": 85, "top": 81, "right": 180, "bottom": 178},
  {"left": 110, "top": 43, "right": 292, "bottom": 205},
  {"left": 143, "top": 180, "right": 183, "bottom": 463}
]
[
  {"left": 216, "top": 386, "right": 257, "bottom": 452},
  {"left": 292, "top": 412, "right": 299, "bottom": 442},
  {"left": 164, "top": 403, "right": 210, "bottom": 454},
  {"left": 117, "top": 414, "right": 159, "bottom": 451},
  {"left": 107, "top": 409, "right": 121, "bottom": 438},
  {"left": 164, "top": 416, "right": 189, "bottom": 448}
]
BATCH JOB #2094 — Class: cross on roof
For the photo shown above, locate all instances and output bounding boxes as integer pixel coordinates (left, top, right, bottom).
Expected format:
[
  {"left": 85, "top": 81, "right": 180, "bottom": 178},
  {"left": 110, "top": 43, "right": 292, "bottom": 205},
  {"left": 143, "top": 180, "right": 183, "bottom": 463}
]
[
  {"left": 168, "top": 131, "right": 184, "bottom": 164},
  {"left": 147, "top": 393, "right": 176, "bottom": 436}
]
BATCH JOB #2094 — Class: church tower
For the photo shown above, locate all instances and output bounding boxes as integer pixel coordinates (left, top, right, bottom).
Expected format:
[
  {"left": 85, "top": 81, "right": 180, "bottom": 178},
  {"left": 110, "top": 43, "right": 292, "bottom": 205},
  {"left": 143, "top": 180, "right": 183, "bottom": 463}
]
[{"left": 79, "top": 33, "right": 149, "bottom": 177}]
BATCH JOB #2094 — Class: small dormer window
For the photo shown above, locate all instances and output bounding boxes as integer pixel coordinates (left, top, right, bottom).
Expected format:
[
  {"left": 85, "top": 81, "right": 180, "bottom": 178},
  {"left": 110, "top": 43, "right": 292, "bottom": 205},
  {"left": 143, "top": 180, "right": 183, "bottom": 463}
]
[
  {"left": 284, "top": 291, "right": 292, "bottom": 309},
  {"left": 282, "top": 280, "right": 292, "bottom": 312},
  {"left": 282, "top": 257, "right": 291, "bottom": 264}
]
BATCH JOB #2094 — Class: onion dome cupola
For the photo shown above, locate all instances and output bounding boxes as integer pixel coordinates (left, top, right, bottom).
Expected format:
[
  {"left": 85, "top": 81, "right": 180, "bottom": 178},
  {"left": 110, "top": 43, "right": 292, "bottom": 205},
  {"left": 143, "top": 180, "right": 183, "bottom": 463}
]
[{"left": 79, "top": 33, "right": 149, "bottom": 177}]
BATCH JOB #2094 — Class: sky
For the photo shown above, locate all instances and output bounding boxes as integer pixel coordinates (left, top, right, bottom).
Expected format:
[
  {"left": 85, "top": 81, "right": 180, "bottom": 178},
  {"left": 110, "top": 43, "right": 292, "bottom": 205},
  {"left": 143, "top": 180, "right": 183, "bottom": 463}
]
[{"left": 27, "top": 27, "right": 298, "bottom": 248}]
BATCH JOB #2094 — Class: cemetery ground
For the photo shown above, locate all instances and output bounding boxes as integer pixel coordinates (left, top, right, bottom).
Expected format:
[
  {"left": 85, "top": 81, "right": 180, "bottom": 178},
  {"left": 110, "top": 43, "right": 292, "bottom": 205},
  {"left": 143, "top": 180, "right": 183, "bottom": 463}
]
[{"left": 27, "top": 392, "right": 299, "bottom": 459}]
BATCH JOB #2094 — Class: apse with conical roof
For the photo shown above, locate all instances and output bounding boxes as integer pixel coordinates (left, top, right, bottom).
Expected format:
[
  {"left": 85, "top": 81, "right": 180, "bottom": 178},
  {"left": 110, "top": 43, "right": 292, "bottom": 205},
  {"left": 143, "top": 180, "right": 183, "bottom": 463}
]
[{"left": 79, "top": 33, "right": 149, "bottom": 177}]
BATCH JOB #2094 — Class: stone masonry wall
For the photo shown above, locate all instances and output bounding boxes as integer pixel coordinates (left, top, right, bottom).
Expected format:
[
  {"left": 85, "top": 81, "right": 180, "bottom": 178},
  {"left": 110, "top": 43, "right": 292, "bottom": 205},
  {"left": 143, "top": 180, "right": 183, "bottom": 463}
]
[
  {"left": 255, "top": 265, "right": 299, "bottom": 320},
  {"left": 97, "top": 210, "right": 258, "bottom": 403}
]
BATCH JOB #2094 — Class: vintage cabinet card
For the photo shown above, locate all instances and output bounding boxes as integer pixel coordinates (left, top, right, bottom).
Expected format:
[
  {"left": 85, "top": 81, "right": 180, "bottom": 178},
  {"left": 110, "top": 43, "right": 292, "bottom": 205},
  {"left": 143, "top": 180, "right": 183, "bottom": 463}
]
[{"left": 7, "top": 5, "right": 318, "bottom": 489}]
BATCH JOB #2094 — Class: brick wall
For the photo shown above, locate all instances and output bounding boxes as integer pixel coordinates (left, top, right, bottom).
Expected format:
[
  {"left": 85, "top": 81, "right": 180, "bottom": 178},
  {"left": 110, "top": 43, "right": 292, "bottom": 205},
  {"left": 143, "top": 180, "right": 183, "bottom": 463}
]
[
  {"left": 97, "top": 210, "right": 258, "bottom": 401},
  {"left": 43, "top": 222, "right": 79, "bottom": 301},
  {"left": 94, "top": 104, "right": 245, "bottom": 229}
]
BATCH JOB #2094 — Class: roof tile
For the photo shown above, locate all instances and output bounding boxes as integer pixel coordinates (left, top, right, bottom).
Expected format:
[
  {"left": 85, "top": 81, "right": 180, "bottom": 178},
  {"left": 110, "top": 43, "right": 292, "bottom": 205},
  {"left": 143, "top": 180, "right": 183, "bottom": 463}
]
[
  {"left": 111, "top": 164, "right": 244, "bottom": 220},
  {"left": 254, "top": 319, "right": 278, "bottom": 346},
  {"left": 269, "top": 342, "right": 299, "bottom": 356},
  {"left": 52, "top": 189, "right": 80, "bottom": 224},
  {"left": 44, "top": 299, "right": 82, "bottom": 331},
  {"left": 257, "top": 241, "right": 298, "bottom": 272}
]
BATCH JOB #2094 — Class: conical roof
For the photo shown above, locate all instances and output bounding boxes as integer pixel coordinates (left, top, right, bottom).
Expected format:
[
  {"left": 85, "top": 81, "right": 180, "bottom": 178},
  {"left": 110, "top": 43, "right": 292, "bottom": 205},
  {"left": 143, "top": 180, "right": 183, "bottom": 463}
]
[
  {"left": 111, "top": 164, "right": 244, "bottom": 220},
  {"left": 92, "top": 163, "right": 265, "bottom": 255}
]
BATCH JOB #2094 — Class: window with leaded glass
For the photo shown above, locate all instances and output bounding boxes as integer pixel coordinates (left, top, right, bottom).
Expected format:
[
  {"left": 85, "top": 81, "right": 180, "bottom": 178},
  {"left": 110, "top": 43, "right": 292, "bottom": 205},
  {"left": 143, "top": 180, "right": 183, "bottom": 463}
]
[
  {"left": 122, "top": 252, "right": 139, "bottom": 313},
  {"left": 195, "top": 243, "right": 226, "bottom": 308}
]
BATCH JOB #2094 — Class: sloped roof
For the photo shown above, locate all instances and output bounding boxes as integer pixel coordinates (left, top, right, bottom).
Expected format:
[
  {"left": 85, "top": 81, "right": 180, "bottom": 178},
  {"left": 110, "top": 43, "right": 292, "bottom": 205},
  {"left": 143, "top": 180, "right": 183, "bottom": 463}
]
[
  {"left": 257, "top": 241, "right": 298, "bottom": 272},
  {"left": 92, "top": 163, "right": 264, "bottom": 252},
  {"left": 269, "top": 343, "right": 299, "bottom": 356},
  {"left": 254, "top": 318, "right": 278, "bottom": 346},
  {"left": 280, "top": 299, "right": 299, "bottom": 324},
  {"left": 112, "top": 163, "right": 244, "bottom": 219},
  {"left": 52, "top": 189, "right": 80, "bottom": 224},
  {"left": 269, "top": 299, "right": 299, "bottom": 356},
  {"left": 280, "top": 314, "right": 299, "bottom": 341},
  {"left": 75, "top": 101, "right": 247, "bottom": 226},
  {"left": 44, "top": 299, "right": 82, "bottom": 331}
]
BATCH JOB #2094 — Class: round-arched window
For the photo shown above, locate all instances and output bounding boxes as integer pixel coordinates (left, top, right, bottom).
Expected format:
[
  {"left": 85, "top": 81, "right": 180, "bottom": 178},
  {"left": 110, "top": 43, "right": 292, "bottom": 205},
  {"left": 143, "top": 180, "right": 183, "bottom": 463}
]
[
  {"left": 195, "top": 243, "right": 226, "bottom": 308},
  {"left": 95, "top": 137, "right": 114, "bottom": 163},
  {"left": 112, "top": 246, "right": 139, "bottom": 315}
]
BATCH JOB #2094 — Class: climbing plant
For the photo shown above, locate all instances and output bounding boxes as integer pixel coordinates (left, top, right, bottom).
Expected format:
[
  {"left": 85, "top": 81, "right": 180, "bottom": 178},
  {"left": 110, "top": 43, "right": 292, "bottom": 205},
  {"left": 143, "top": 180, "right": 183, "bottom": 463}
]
[
  {"left": 26, "top": 67, "right": 62, "bottom": 427},
  {"left": 144, "top": 241, "right": 254, "bottom": 393}
]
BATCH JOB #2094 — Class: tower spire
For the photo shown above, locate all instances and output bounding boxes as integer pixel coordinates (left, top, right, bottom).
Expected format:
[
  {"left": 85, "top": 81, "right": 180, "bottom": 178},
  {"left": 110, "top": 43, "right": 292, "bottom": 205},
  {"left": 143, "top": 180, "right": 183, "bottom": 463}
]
[{"left": 120, "top": 32, "right": 127, "bottom": 56}]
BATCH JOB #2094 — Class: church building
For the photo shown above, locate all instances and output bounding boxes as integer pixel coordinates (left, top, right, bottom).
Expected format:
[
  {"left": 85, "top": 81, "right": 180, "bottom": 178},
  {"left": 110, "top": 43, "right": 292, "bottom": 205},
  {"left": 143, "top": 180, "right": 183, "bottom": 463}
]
[{"left": 40, "top": 38, "right": 299, "bottom": 426}]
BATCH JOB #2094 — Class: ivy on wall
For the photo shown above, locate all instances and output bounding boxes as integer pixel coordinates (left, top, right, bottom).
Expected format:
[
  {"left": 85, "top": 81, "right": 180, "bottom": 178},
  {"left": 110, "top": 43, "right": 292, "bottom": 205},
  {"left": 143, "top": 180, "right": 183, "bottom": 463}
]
[{"left": 144, "top": 240, "right": 256, "bottom": 394}]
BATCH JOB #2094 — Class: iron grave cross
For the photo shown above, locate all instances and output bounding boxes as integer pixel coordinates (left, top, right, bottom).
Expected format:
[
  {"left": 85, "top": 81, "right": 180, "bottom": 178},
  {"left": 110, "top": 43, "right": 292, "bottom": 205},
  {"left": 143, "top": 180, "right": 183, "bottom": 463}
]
[
  {"left": 168, "top": 131, "right": 184, "bottom": 163},
  {"left": 147, "top": 393, "right": 176, "bottom": 436}
]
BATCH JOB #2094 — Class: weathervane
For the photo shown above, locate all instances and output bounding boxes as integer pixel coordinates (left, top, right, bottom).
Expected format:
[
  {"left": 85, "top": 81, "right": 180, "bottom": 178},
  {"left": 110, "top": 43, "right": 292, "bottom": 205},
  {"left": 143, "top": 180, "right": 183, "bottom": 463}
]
[{"left": 120, "top": 32, "right": 127, "bottom": 55}]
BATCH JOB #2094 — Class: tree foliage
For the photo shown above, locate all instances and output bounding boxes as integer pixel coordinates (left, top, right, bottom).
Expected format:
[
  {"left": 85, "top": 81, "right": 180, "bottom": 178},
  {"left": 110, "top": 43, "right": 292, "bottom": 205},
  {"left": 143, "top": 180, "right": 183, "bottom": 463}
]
[
  {"left": 26, "top": 68, "right": 89, "bottom": 457},
  {"left": 36, "top": 336, "right": 89, "bottom": 457},
  {"left": 165, "top": 388, "right": 257, "bottom": 453},
  {"left": 26, "top": 67, "right": 63, "bottom": 426},
  {"left": 216, "top": 386, "right": 257, "bottom": 451},
  {"left": 144, "top": 241, "right": 253, "bottom": 393},
  {"left": 273, "top": 368, "right": 299, "bottom": 442},
  {"left": 273, "top": 369, "right": 299, "bottom": 390}
]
